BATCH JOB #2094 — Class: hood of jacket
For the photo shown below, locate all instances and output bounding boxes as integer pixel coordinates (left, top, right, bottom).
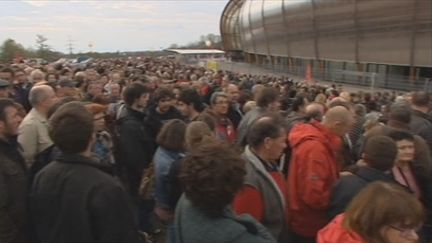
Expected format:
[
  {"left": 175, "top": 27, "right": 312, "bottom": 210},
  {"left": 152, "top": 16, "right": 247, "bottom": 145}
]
[
  {"left": 318, "top": 214, "right": 364, "bottom": 243},
  {"left": 289, "top": 120, "right": 340, "bottom": 151}
]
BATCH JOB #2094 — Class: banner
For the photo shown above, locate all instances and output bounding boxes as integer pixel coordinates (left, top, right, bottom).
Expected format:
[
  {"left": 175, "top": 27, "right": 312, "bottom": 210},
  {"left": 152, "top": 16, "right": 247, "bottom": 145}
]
[{"left": 207, "top": 61, "right": 219, "bottom": 71}]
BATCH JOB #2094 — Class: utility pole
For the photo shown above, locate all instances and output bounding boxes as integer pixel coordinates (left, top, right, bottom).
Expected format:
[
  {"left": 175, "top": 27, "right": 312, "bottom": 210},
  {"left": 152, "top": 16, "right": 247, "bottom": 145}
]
[{"left": 67, "top": 36, "right": 74, "bottom": 55}]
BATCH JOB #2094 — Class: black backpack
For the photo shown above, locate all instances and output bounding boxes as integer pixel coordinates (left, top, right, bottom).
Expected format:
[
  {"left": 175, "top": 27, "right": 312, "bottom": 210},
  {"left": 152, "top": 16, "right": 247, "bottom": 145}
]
[{"left": 28, "top": 145, "right": 56, "bottom": 188}]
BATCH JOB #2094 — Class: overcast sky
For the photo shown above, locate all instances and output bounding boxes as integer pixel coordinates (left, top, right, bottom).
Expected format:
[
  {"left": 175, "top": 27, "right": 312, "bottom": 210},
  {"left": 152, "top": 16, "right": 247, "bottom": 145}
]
[{"left": 0, "top": 0, "right": 228, "bottom": 53}]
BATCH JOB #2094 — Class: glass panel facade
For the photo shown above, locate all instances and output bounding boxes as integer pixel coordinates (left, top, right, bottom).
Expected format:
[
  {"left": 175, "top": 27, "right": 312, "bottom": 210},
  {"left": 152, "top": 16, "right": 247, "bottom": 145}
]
[{"left": 221, "top": 0, "right": 432, "bottom": 67}]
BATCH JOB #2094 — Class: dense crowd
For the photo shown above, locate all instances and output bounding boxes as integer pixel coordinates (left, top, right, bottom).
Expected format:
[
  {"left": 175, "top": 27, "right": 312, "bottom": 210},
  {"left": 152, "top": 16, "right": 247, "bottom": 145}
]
[{"left": 0, "top": 57, "right": 431, "bottom": 243}]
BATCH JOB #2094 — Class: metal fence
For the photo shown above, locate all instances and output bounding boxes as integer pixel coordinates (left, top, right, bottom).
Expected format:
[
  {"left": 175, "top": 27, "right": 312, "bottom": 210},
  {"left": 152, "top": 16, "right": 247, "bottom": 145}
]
[{"left": 219, "top": 61, "right": 431, "bottom": 92}]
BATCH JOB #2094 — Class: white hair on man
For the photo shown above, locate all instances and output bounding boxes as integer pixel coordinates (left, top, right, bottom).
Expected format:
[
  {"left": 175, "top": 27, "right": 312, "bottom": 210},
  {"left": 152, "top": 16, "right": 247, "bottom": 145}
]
[
  {"left": 28, "top": 85, "right": 54, "bottom": 107},
  {"left": 30, "top": 69, "right": 45, "bottom": 83}
]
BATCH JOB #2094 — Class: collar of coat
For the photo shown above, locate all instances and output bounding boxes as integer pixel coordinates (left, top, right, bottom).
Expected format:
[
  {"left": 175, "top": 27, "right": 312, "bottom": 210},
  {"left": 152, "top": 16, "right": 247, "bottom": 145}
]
[
  {"left": 354, "top": 166, "right": 394, "bottom": 183},
  {"left": 243, "top": 145, "right": 286, "bottom": 208},
  {"left": 412, "top": 109, "right": 432, "bottom": 122},
  {"left": 56, "top": 153, "right": 112, "bottom": 174},
  {"left": 29, "top": 108, "right": 48, "bottom": 123},
  {"left": 387, "top": 119, "right": 410, "bottom": 131}
]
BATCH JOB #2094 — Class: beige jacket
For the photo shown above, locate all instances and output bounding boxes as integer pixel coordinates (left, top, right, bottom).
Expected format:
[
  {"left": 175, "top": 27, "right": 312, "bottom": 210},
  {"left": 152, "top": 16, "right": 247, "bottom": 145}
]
[{"left": 18, "top": 108, "right": 53, "bottom": 167}]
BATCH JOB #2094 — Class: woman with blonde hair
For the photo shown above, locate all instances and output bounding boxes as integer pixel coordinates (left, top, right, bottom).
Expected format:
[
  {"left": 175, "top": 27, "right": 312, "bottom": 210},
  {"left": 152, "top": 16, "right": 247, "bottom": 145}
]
[
  {"left": 185, "top": 121, "right": 214, "bottom": 150},
  {"left": 318, "top": 181, "right": 424, "bottom": 243}
]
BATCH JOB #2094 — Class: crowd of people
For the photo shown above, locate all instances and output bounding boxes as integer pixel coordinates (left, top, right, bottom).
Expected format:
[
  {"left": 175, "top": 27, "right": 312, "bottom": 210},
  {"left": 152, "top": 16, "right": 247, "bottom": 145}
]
[{"left": 0, "top": 56, "right": 431, "bottom": 243}]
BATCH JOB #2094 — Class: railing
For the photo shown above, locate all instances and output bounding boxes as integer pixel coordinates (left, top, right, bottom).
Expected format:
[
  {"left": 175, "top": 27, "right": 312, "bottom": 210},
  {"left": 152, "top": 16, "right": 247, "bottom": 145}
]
[{"left": 219, "top": 61, "right": 430, "bottom": 92}]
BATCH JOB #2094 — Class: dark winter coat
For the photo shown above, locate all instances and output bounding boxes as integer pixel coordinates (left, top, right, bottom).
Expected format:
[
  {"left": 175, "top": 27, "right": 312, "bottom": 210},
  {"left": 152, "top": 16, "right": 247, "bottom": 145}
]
[
  {"left": 117, "top": 107, "right": 156, "bottom": 171},
  {"left": 117, "top": 107, "right": 156, "bottom": 197},
  {"left": 12, "top": 84, "right": 32, "bottom": 112},
  {"left": 328, "top": 167, "right": 396, "bottom": 220},
  {"left": 0, "top": 137, "right": 30, "bottom": 243},
  {"left": 410, "top": 109, "right": 432, "bottom": 152},
  {"left": 365, "top": 120, "right": 432, "bottom": 179},
  {"left": 227, "top": 103, "right": 243, "bottom": 129},
  {"left": 30, "top": 153, "right": 142, "bottom": 243}
]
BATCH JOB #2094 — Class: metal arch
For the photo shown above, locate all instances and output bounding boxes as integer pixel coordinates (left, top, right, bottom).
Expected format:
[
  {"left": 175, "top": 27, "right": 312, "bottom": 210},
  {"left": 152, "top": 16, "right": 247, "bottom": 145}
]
[
  {"left": 429, "top": 1, "right": 432, "bottom": 66},
  {"left": 409, "top": 0, "right": 419, "bottom": 67},
  {"left": 247, "top": 0, "right": 258, "bottom": 62},
  {"left": 261, "top": 0, "right": 271, "bottom": 59},
  {"left": 220, "top": 0, "right": 234, "bottom": 51},
  {"left": 311, "top": 0, "right": 320, "bottom": 60},
  {"left": 281, "top": 0, "right": 291, "bottom": 58},
  {"left": 220, "top": 0, "right": 245, "bottom": 51},
  {"left": 219, "top": 0, "right": 230, "bottom": 41},
  {"left": 238, "top": 0, "right": 246, "bottom": 52},
  {"left": 235, "top": 0, "right": 246, "bottom": 50},
  {"left": 353, "top": 0, "right": 360, "bottom": 64},
  {"left": 227, "top": 0, "right": 432, "bottom": 67}
]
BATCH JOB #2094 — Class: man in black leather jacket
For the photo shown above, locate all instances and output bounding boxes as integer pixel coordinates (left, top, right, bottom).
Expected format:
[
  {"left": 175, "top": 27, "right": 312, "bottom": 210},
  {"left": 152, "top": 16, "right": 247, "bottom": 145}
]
[
  {"left": 116, "top": 82, "right": 156, "bottom": 198},
  {"left": 0, "top": 99, "right": 29, "bottom": 243}
]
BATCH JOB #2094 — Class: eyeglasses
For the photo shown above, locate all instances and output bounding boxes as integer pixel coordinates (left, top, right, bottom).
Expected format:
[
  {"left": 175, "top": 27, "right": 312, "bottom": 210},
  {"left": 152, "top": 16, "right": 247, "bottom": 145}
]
[
  {"left": 215, "top": 100, "right": 229, "bottom": 105},
  {"left": 94, "top": 116, "right": 105, "bottom": 121},
  {"left": 389, "top": 225, "right": 421, "bottom": 238}
]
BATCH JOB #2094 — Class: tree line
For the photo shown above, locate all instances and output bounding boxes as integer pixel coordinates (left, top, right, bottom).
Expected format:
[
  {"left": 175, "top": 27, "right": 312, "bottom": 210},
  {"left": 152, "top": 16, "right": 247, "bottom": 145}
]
[
  {"left": 168, "top": 33, "right": 222, "bottom": 49},
  {"left": 0, "top": 35, "right": 65, "bottom": 63},
  {"left": 0, "top": 33, "right": 223, "bottom": 63}
]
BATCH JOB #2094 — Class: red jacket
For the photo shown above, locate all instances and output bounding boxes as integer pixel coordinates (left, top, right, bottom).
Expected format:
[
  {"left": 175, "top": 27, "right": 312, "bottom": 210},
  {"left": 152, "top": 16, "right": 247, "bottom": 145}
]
[
  {"left": 215, "top": 120, "right": 236, "bottom": 143},
  {"left": 317, "top": 214, "right": 364, "bottom": 243},
  {"left": 287, "top": 121, "right": 342, "bottom": 237}
]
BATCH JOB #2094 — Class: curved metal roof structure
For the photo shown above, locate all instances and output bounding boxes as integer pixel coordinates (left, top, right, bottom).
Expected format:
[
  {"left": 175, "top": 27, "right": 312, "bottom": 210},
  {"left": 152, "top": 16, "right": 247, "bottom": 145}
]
[{"left": 220, "top": 0, "right": 432, "bottom": 67}]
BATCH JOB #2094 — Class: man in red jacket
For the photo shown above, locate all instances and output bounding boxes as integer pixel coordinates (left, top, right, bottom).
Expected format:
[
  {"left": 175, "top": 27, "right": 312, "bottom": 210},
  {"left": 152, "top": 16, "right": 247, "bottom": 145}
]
[{"left": 287, "top": 106, "right": 354, "bottom": 243}]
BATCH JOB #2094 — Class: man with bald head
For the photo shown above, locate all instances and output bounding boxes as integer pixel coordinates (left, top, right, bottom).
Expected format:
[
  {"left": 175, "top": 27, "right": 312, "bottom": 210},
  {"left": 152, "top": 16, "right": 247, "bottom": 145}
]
[
  {"left": 285, "top": 102, "right": 325, "bottom": 133},
  {"left": 287, "top": 106, "right": 354, "bottom": 242},
  {"left": 305, "top": 102, "right": 325, "bottom": 122},
  {"left": 18, "top": 85, "right": 58, "bottom": 167}
]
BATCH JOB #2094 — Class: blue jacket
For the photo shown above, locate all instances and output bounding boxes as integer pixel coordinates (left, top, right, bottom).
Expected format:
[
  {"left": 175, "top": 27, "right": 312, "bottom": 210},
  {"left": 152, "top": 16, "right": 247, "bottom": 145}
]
[{"left": 153, "top": 147, "right": 184, "bottom": 210}]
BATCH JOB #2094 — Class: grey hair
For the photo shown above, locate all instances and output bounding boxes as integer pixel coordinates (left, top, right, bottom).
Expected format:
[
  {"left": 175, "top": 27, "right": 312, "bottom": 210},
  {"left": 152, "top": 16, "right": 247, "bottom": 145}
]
[
  {"left": 210, "top": 92, "right": 228, "bottom": 105},
  {"left": 30, "top": 69, "right": 45, "bottom": 82},
  {"left": 29, "top": 85, "right": 53, "bottom": 106},
  {"left": 354, "top": 104, "right": 367, "bottom": 117}
]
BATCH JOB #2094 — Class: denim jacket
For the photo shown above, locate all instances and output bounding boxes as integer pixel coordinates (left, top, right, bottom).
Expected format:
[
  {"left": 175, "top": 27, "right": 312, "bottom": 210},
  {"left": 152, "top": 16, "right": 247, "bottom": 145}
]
[{"left": 153, "top": 147, "right": 184, "bottom": 210}]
